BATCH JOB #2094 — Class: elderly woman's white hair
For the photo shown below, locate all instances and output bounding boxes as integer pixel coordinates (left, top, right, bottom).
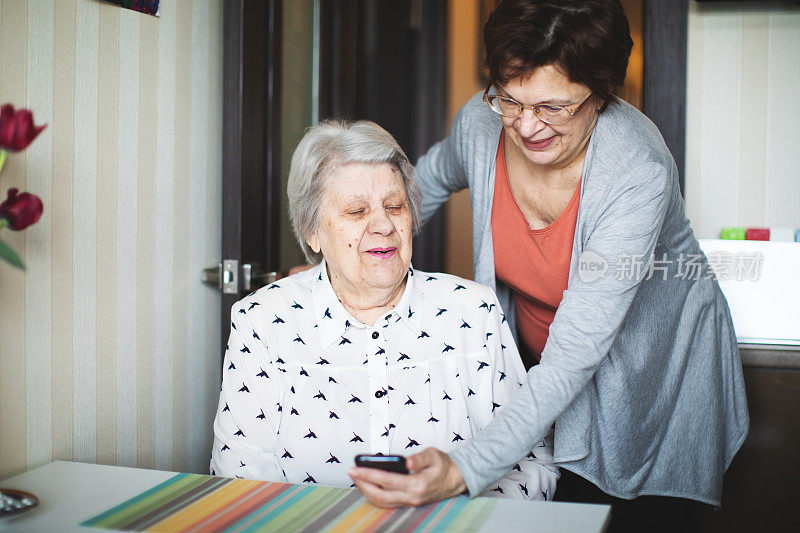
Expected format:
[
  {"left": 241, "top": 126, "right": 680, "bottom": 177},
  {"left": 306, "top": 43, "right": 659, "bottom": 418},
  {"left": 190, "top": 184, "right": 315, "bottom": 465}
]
[{"left": 287, "top": 119, "right": 422, "bottom": 264}]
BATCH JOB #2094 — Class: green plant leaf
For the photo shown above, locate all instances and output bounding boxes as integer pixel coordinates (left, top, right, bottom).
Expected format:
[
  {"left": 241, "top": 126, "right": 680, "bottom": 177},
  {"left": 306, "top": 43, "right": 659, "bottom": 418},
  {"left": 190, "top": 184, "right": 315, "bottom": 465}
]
[{"left": 0, "top": 237, "right": 25, "bottom": 269}]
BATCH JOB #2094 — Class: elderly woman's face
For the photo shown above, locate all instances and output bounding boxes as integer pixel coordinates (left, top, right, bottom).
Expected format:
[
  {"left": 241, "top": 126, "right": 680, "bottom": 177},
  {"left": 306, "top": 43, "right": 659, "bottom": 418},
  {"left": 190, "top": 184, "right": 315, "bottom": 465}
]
[
  {"left": 500, "top": 64, "right": 600, "bottom": 171},
  {"left": 308, "top": 162, "right": 413, "bottom": 297}
]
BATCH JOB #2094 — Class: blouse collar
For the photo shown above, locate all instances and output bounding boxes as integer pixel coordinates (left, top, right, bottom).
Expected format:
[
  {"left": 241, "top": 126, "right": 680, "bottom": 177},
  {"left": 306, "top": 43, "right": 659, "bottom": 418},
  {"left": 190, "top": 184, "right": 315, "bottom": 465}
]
[{"left": 312, "top": 259, "right": 424, "bottom": 348}]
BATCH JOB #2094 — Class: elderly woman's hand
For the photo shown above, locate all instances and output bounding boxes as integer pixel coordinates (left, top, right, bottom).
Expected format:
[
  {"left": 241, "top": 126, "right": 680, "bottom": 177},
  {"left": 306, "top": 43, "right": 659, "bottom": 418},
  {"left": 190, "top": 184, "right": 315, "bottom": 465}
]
[{"left": 348, "top": 447, "right": 468, "bottom": 508}]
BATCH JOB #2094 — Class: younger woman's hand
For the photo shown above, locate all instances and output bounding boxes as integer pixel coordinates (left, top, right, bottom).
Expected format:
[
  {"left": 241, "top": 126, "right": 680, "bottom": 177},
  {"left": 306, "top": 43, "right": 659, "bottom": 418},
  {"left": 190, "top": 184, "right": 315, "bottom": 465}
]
[{"left": 348, "top": 447, "right": 467, "bottom": 508}]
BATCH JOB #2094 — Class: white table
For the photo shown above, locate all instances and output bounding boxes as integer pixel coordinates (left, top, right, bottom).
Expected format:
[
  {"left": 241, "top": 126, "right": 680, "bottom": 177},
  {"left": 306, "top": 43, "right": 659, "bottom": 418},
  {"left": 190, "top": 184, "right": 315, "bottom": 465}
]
[{"left": 0, "top": 461, "right": 610, "bottom": 532}]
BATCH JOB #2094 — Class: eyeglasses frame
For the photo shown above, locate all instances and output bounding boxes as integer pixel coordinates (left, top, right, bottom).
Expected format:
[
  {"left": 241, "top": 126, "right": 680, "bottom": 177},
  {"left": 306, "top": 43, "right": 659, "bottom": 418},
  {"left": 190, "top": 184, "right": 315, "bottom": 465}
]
[{"left": 482, "top": 85, "right": 594, "bottom": 125}]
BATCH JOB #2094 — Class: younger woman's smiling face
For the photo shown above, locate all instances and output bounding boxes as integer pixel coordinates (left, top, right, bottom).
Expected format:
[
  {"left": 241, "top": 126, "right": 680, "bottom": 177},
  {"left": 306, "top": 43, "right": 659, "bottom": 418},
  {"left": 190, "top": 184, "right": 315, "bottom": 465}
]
[
  {"left": 500, "top": 64, "right": 600, "bottom": 171},
  {"left": 307, "top": 162, "right": 413, "bottom": 303}
]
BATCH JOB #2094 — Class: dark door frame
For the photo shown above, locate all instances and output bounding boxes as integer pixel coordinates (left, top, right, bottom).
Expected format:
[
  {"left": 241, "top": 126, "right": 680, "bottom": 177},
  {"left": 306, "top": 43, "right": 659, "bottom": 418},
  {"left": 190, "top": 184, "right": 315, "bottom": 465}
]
[
  {"left": 643, "top": 0, "right": 688, "bottom": 194},
  {"left": 220, "top": 0, "right": 282, "bottom": 356},
  {"left": 221, "top": 0, "right": 243, "bottom": 357}
]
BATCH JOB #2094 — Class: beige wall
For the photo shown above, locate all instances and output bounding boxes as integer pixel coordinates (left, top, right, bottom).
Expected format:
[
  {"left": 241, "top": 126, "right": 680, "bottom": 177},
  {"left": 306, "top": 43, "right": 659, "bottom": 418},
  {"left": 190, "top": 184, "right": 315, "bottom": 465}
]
[
  {"left": 0, "top": 0, "right": 223, "bottom": 480},
  {"left": 619, "top": 0, "right": 643, "bottom": 110},
  {"left": 280, "top": 0, "right": 314, "bottom": 272},
  {"left": 685, "top": 3, "right": 800, "bottom": 238},
  {"left": 443, "top": 0, "right": 480, "bottom": 280}
]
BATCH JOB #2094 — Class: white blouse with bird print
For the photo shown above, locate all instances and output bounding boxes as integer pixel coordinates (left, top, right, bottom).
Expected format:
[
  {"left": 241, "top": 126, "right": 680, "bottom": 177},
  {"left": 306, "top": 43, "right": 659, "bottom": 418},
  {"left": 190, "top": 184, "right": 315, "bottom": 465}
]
[{"left": 210, "top": 261, "right": 558, "bottom": 500}]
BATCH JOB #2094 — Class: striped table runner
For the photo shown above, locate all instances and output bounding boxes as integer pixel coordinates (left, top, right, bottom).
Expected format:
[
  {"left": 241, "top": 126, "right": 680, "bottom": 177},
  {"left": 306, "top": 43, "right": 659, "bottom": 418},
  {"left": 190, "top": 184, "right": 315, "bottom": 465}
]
[{"left": 80, "top": 474, "right": 498, "bottom": 532}]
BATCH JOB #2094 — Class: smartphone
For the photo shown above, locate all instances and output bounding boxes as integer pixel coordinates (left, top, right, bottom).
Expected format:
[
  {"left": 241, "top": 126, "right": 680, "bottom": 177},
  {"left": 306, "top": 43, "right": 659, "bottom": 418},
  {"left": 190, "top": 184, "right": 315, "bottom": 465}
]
[{"left": 354, "top": 454, "right": 409, "bottom": 474}]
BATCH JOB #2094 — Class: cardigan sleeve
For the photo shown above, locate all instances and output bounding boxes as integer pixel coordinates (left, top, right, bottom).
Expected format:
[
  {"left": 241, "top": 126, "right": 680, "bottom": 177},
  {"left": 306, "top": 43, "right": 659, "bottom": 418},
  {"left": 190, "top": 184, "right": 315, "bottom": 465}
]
[
  {"left": 467, "top": 287, "right": 559, "bottom": 501},
  {"left": 450, "top": 161, "right": 673, "bottom": 496}
]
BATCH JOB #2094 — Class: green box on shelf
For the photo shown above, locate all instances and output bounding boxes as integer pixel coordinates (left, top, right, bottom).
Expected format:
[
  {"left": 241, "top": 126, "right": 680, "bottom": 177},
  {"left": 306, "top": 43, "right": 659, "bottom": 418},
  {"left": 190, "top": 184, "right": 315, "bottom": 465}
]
[{"left": 720, "top": 227, "right": 746, "bottom": 240}]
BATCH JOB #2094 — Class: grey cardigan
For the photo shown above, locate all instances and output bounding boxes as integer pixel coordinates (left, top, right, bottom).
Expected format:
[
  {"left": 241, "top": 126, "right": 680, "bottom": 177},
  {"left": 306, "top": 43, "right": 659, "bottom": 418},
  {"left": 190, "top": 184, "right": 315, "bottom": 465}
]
[{"left": 415, "top": 92, "right": 749, "bottom": 505}]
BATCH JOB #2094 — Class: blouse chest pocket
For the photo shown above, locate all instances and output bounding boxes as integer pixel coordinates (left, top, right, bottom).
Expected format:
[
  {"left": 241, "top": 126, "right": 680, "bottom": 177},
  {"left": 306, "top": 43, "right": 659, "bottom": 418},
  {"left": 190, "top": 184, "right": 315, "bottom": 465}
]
[{"left": 386, "top": 353, "right": 491, "bottom": 431}]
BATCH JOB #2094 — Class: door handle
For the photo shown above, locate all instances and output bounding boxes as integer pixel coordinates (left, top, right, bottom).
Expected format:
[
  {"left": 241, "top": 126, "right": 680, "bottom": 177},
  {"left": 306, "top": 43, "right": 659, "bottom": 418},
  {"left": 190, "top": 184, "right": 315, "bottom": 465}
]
[
  {"left": 201, "top": 260, "right": 279, "bottom": 294},
  {"left": 242, "top": 263, "right": 279, "bottom": 292}
]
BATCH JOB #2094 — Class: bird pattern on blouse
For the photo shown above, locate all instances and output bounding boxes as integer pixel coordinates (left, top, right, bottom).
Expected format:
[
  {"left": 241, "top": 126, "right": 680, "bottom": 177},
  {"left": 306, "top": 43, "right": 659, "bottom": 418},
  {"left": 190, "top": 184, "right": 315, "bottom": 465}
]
[{"left": 210, "top": 261, "right": 558, "bottom": 500}]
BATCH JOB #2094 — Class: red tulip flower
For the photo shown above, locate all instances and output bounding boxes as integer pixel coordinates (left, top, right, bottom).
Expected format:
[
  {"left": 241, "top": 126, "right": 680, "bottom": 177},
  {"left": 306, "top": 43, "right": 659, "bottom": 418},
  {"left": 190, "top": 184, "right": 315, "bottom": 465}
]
[
  {"left": 0, "top": 188, "right": 43, "bottom": 231},
  {"left": 0, "top": 104, "right": 47, "bottom": 153}
]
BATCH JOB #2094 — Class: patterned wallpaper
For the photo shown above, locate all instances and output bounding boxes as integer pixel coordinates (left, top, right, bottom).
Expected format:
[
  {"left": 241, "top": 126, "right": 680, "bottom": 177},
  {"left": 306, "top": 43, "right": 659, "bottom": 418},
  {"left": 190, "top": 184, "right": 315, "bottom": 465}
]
[
  {"left": 685, "top": 4, "right": 800, "bottom": 238},
  {"left": 0, "top": 0, "right": 223, "bottom": 479}
]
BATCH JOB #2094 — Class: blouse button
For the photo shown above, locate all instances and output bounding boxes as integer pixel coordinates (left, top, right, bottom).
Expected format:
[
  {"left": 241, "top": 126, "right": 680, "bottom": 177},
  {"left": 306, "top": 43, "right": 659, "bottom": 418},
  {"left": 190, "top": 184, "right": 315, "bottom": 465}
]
[
  {"left": 374, "top": 390, "right": 385, "bottom": 398},
  {"left": 372, "top": 331, "right": 379, "bottom": 339}
]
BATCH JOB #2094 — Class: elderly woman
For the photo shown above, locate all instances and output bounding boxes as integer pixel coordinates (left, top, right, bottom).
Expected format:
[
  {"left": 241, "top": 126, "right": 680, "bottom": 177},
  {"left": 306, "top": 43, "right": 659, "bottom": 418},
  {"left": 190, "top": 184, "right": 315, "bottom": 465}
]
[
  {"left": 348, "top": 0, "right": 749, "bottom": 529},
  {"left": 210, "top": 120, "right": 558, "bottom": 500}
]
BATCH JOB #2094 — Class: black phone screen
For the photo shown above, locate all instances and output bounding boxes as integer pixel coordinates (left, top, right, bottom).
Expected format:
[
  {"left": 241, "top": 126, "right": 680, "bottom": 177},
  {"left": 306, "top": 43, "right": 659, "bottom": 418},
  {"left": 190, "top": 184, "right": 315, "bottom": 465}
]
[{"left": 354, "top": 454, "right": 409, "bottom": 474}]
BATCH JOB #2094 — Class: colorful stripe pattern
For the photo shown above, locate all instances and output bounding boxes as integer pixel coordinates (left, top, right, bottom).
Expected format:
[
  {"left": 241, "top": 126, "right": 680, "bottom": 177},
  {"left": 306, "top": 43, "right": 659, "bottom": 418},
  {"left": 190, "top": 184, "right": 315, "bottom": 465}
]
[{"left": 81, "top": 474, "right": 498, "bottom": 532}]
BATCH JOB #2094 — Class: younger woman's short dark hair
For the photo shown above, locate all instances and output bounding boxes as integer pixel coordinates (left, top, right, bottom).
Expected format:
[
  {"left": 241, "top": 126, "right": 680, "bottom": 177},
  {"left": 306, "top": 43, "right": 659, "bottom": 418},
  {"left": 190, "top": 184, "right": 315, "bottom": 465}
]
[{"left": 484, "top": 0, "right": 633, "bottom": 109}]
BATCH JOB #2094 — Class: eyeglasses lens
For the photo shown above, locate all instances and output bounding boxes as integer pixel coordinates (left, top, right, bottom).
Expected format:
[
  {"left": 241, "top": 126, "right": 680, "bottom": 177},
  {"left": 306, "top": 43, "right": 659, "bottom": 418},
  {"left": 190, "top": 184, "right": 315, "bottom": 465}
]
[{"left": 487, "top": 96, "right": 568, "bottom": 125}]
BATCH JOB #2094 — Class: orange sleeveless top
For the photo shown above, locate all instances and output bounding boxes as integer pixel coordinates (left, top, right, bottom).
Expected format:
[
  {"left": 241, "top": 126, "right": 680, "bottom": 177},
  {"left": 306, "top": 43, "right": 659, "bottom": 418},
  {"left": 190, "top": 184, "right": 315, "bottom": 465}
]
[{"left": 491, "top": 132, "right": 581, "bottom": 359}]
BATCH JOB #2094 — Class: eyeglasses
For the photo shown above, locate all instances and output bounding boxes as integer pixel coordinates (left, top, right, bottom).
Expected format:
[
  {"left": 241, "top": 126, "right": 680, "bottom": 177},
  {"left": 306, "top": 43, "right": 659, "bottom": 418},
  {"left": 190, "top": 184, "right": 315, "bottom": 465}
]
[{"left": 482, "top": 86, "right": 593, "bottom": 125}]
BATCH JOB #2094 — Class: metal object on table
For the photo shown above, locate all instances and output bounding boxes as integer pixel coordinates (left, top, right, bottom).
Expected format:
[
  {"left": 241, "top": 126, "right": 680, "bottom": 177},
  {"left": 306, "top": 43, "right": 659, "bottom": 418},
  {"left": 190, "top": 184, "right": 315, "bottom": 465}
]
[{"left": 0, "top": 488, "right": 39, "bottom": 522}]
